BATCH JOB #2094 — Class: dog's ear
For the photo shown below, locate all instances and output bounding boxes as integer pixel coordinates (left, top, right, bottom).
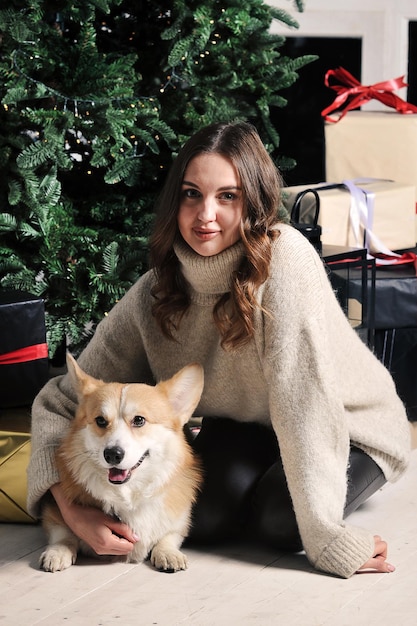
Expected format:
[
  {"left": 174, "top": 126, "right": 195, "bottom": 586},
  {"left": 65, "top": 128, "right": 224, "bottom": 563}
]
[
  {"left": 66, "top": 353, "right": 101, "bottom": 398},
  {"left": 159, "top": 364, "right": 204, "bottom": 425}
]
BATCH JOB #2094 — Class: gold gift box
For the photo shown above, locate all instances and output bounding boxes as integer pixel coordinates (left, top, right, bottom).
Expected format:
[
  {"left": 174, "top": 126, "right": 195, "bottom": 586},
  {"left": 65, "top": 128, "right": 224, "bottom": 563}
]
[
  {"left": 0, "top": 410, "right": 35, "bottom": 523},
  {"left": 282, "top": 180, "right": 416, "bottom": 251},
  {"left": 325, "top": 111, "right": 417, "bottom": 195}
]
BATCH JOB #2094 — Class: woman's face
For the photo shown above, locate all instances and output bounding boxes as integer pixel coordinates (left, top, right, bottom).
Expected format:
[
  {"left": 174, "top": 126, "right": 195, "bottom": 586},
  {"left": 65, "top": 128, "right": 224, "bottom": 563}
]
[{"left": 178, "top": 153, "right": 244, "bottom": 256}]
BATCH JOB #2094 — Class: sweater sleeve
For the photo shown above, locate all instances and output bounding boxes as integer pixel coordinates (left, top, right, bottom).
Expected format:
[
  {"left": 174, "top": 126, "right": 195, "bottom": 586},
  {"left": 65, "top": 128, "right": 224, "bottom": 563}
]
[
  {"left": 265, "top": 322, "right": 376, "bottom": 578},
  {"left": 261, "top": 226, "right": 406, "bottom": 578},
  {"left": 27, "top": 274, "right": 155, "bottom": 518}
]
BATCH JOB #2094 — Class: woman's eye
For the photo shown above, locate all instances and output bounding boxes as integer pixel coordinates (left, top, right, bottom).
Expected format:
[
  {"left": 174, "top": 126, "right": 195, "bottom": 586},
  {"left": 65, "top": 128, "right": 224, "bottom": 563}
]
[
  {"left": 220, "top": 192, "right": 236, "bottom": 201},
  {"left": 132, "top": 415, "right": 146, "bottom": 427},
  {"left": 182, "top": 188, "right": 200, "bottom": 199}
]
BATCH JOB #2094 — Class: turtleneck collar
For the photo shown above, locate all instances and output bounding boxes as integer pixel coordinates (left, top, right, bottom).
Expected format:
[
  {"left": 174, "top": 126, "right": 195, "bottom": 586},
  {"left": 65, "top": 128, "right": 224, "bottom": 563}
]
[{"left": 173, "top": 237, "right": 245, "bottom": 303}]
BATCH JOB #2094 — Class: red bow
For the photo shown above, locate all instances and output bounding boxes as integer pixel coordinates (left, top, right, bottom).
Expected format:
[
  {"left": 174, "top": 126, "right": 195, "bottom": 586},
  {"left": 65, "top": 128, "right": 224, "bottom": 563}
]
[
  {"left": 0, "top": 343, "right": 48, "bottom": 365},
  {"left": 321, "top": 67, "right": 417, "bottom": 122}
]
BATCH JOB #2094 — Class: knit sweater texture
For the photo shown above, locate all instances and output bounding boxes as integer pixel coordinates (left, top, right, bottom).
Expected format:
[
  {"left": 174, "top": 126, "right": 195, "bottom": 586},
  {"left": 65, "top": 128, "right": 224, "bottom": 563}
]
[{"left": 28, "top": 224, "right": 411, "bottom": 578}]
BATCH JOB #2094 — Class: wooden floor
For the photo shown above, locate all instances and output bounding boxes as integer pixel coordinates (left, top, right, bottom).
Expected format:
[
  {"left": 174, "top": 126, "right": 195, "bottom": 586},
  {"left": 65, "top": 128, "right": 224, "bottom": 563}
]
[{"left": 1, "top": 426, "right": 417, "bottom": 626}]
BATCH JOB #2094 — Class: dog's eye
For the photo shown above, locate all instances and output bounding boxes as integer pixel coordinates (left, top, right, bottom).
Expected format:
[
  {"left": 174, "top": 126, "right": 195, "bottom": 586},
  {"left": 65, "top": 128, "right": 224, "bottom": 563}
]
[
  {"left": 132, "top": 415, "right": 146, "bottom": 428},
  {"left": 95, "top": 416, "right": 108, "bottom": 429}
]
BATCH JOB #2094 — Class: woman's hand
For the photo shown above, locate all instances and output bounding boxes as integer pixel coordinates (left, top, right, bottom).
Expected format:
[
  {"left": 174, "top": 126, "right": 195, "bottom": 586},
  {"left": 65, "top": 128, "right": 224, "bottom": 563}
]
[
  {"left": 357, "top": 535, "right": 395, "bottom": 573},
  {"left": 50, "top": 483, "right": 138, "bottom": 556}
]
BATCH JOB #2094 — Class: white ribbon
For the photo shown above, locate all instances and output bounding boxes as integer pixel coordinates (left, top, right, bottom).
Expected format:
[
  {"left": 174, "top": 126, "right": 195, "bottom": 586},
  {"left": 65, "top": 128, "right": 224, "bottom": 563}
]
[{"left": 341, "top": 178, "right": 402, "bottom": 261}]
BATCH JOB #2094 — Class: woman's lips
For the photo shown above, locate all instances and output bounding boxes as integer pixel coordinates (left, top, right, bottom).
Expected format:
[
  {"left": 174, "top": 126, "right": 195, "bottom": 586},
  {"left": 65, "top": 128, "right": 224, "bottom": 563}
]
[{"left": 193, "top": 228, "right": 220, "bottom": 240}]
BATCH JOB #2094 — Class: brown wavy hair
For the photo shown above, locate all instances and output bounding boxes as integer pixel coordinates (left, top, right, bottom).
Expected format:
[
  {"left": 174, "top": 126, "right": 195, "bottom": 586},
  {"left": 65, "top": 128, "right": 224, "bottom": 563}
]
[{"left": 149, "top": 121, "right": 283, "bottom": 350}]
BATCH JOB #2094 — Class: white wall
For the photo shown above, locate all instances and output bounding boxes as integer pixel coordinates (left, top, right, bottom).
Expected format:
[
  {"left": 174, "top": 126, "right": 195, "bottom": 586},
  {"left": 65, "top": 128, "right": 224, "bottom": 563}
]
[{"left": 270, "top": 0, "right": 417, "bottom": 108}]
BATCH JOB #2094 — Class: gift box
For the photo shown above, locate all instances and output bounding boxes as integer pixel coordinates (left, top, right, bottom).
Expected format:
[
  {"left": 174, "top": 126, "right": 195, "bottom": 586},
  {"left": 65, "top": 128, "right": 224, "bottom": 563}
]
[
  {"left": 330, "top": 253, "right": 417, "bottom": 330},
  {"left": 282, "top": 181, "right": 416, "bottom": 251},
  {"left": 0, "top": 291, "right": 49, "bottom": 408},
  {"left": 325, "top": 111, "right": 417, "bottom": 201},
  {"left": 322, "top": 68, "right": 417, "bottom": 241},
  {"left": 0, "top": 410, "right": 35, "bottom": 523}
]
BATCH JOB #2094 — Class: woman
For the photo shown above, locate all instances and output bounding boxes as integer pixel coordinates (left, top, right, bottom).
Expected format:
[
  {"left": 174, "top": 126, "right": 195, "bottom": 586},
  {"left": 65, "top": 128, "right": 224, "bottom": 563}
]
[{"left": 28, "top": 121, "right": 411, "bottom": 578}]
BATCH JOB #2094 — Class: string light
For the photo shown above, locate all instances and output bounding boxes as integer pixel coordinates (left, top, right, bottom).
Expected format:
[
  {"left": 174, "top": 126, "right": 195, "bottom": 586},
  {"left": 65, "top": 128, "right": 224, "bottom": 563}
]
[{"left": 158, "top": 67, "right": 181, "bottom": 94}]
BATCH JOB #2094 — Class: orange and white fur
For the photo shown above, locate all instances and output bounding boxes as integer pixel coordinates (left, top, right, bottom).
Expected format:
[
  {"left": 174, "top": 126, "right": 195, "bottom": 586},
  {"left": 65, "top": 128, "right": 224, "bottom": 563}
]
[{"left": 40, "top": 354, "right": 203, "bottom": 573}]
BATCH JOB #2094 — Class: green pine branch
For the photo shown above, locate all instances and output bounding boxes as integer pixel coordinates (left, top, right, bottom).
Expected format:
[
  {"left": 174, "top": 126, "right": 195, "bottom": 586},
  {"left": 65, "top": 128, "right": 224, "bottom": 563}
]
[{"left": 0, "top": 0, "right": 315, "bottom": 358}]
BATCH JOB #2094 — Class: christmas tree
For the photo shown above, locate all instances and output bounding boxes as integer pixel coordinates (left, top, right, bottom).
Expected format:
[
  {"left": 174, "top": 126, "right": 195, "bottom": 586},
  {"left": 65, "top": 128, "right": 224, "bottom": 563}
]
[{"left": 0, "top": 0, "right": 315, "bottom": 358}]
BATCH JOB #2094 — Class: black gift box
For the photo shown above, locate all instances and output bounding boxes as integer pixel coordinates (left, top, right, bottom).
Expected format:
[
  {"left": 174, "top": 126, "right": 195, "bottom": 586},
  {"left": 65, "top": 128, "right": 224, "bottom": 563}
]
[
  {"left": 0, "top": 291, "right": 49, "bottom": 408},
  {"left": 331, "top": 263, "right": 417, "bottom": 329}
]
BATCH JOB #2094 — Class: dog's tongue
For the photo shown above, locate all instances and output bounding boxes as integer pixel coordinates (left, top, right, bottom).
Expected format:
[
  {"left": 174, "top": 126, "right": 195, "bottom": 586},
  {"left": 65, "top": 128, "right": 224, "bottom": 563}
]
[{"left": 108, "top": 468, "right": 130, "bottom": 484}]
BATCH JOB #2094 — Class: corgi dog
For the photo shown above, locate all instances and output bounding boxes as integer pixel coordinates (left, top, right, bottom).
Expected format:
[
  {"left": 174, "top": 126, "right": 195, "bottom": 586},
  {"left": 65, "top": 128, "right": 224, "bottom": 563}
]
[{"left": 40, "top": 354, "right": 203, "bottom": 573}]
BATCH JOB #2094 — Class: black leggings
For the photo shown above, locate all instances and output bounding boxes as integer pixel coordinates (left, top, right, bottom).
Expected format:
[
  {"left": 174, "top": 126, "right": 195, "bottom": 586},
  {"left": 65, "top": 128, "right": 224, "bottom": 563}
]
[{"left": 187, "top": 417, "right": 386, "bottom": 551}]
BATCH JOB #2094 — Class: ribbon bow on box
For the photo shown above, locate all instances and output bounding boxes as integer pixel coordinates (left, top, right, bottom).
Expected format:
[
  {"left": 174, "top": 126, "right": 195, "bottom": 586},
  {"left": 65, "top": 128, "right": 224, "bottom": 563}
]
[
  {"left": 321, "top": 67, "right": 417, "bottom": 123},
  {"left": 341, "top": 178, "right": 417, "bottom": 271}
]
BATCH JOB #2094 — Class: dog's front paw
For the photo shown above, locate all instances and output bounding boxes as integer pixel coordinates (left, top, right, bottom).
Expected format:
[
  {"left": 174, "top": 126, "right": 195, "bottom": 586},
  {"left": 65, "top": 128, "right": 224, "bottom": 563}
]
[
  {"left": 150, "top": 546, "right": 188, "bottom": 572},
  {"left": 40, "top": 545, "right": 77, "bottom": 572}
]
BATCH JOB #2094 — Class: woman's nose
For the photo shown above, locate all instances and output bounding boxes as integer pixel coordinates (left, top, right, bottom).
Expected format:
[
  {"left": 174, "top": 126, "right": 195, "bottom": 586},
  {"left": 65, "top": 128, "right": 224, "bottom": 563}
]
[{"left": 198, "top": 197, "right": 216, "bottom": 222}]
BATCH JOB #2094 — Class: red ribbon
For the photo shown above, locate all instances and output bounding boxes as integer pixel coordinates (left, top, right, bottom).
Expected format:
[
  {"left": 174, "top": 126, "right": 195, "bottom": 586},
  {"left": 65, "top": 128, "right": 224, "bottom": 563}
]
[
  {"left": 0, "top": 343, "right": 48, "bottom": 365},
  {"left": 322, "top": 67, "right": 417, "bottom": 122},
  {"left": 372, "top": 251, "right": 417, "bottom": 272},
  {"left": 327, "top": 252, "right": 417, "bottom": 272}
]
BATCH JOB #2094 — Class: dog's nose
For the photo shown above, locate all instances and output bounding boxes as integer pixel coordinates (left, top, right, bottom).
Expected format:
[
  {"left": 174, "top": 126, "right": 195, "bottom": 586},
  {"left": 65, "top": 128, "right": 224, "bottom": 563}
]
[{"left": 104, "top": 446, "right": 125, "bottom": 466}]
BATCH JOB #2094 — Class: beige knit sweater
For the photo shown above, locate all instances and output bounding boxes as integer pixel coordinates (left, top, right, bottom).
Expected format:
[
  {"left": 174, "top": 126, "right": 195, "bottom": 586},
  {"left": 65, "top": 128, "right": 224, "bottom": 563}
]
[{"left": 28, "top": 224, "right": 411, "bottom": 578}]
